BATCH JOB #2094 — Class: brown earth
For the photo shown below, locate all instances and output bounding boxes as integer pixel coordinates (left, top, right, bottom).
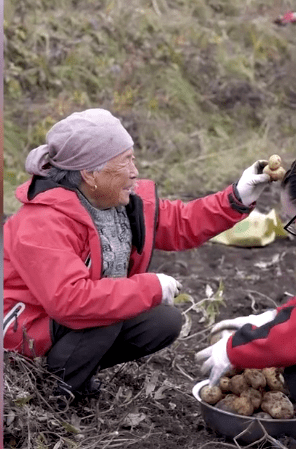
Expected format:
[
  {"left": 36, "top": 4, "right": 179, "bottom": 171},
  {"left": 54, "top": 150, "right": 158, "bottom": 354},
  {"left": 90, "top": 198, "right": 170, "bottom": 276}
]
[
  {"left": 4, "top": 183, "right": 296, "bottom": 449},
  {"left": 87, "top": 241, "right": 295, "bottom": 449},
  {"left": 89, "top": 183, "right": 296, "bottom": 449}
]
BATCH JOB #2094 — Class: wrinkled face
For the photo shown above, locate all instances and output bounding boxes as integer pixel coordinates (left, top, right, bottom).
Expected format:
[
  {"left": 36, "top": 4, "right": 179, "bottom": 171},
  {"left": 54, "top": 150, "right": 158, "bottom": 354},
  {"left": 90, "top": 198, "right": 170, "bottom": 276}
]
[{"left": 83, "top": 148, "right": 138, "bottom": 209}]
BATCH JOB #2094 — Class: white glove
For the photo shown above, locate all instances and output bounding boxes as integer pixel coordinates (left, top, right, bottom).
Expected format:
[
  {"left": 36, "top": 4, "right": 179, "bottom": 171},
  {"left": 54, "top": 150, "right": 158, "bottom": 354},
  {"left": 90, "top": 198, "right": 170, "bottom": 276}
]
[
  {"left": 195, "top": 336, "right": 232, "bottom": 386},
  {"left": 236, "top": 160, "right": 270, "bottom": 206},
  {"left": 211, "top": 309, "right": 277, "bottom": 336},
  {"left": 156, "top": 273, "right": 182, "bottom": 306}
]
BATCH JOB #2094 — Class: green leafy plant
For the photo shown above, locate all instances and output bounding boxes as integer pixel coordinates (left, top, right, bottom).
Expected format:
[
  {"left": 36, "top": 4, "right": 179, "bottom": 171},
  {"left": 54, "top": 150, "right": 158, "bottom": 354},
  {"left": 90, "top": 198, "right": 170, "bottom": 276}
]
[{"left": 176, "top": 279, "right": 226, "bottom": 338}]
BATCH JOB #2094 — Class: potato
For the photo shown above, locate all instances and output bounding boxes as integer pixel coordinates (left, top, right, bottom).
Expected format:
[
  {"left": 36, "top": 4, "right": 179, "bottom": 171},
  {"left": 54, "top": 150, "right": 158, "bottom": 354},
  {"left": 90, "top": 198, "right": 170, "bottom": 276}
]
[
  {"left": 215, "top": 394, "right": 238, "bottom": 413},
  {"left": 262, "top": 367, "right": 285, "bottom": 392},
  {"left": 232, "top": 396, "right": 254, "bottom": 416},
  {"left": 219, "top": 376, "right": 231, "bottom": 393},
  {"left": 229, "top": 374, "right": 249, "bottom": 395},
  {"left": 201, "top": 364, "right": 296, "bottom": 419},
  {"left": 241, "top": 388, "right": 262, "bottom": 410},
  {"left": 263, "top": 155, "right": 286, "bottom": 181},
  {"left": 263, "top": 165, "right": 286, "bottom": 181},
  {"left": 268, "top": 154, "right": 281, "bottom": 170},
  {"left": 210, "top": 329, "right": 235, "bottom": 345},
  {"left": 224, "top": 367, "right": 243, "bottom": 377},
  {"left": 261, "top": 391, "right": 294, "bottom": 419},
  {"left": 209, "top": 331, "right": 223, "bottom": 346},
  {"left": 253, "top": 411, "right": 272, "bottom": 419},
  {"left": 244, "top": 369, "right": 266, "bottom": 390},
  {"left": 200, "top": 385, "right": 223, "bottom": 405}
]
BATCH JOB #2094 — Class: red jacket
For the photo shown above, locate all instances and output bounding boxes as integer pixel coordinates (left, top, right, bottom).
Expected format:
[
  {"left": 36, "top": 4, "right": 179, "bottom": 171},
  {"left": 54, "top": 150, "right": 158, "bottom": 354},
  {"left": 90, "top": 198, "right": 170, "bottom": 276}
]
[
  {"left": 4, "top": 177, "right": 250, "bottom": 358},
  {"left": 227, "top": 297, "right": 296, "bottom": 368}
]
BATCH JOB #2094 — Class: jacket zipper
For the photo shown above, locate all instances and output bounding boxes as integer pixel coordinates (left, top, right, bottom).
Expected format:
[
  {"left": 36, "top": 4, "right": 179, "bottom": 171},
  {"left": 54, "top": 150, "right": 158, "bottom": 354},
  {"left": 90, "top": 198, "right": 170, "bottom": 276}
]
[
  {"left": 85, "top": 253, "right": 92, "bottom": 269},
  {"left": 3, "top": 302, "right": 26, "bottom": 337},
  {"left": 146, "top": 183, "right": 159, "bottom": 272}
]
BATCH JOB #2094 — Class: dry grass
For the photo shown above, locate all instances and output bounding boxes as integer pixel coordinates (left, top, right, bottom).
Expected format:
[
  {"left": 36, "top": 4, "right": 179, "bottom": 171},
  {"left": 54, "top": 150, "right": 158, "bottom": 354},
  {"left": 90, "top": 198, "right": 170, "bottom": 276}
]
[
  {"left": 4, "top": 286, "right": 226, "bottom": 448},
  {"left": 3, "top": 347, "right": 201, "bottom": 448},
  {"left": 4, "top": 351, "right": 154, "bottom": 448}
]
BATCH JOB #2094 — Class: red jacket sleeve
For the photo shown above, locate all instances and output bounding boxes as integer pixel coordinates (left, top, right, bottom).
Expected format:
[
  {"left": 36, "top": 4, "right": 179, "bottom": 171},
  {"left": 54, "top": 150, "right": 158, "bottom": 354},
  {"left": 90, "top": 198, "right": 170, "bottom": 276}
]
[
  {"left": 227, "top": 297, "right": 296, "bottom": 368},
  {"left": 9, "top": 211, "right": 162, "bottom": 329},
  {"left": 154, "top": 184, "right": 251, "bottom": 251}
]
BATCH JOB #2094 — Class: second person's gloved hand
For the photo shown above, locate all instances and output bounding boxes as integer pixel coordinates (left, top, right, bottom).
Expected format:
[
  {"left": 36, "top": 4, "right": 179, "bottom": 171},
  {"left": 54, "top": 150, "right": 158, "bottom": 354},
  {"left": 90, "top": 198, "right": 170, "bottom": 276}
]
[
  {"left": 236, "top": 160, "right": 270, "bottom": 206},
  {"left": 195, "top": 335, "right": 232, "bottom": 386},
  {"left": 210, "top": 309, "right": 277, "bottom": 336},
  {"left": 156, "top": 273, "right": 182, "bottom": 306}
]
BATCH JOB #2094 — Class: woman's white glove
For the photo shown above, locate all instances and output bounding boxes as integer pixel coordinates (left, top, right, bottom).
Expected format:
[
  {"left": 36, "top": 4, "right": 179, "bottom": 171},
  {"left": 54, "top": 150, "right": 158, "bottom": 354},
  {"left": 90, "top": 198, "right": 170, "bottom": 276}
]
[
  {"left": 236, "top": 160, "right": 270, "bottom": 206},
  {"left": 211, "top": 309, "right": 277, "bottom": 336},
  {"left": 195, "top": 336, "right": 232, "bottom": 386},
  {"left": 156, "top": 273, "right": 182, "bottom": 306}
]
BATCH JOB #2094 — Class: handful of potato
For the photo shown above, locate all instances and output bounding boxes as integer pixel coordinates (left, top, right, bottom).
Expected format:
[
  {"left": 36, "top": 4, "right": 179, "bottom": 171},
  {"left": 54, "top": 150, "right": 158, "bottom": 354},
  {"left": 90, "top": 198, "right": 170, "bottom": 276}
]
[
  {"left": 263, "top": 154, "right": 286, "bottom": 181},
  {"left": 200, "top": 367, "right": 295, "bottom": 419}
]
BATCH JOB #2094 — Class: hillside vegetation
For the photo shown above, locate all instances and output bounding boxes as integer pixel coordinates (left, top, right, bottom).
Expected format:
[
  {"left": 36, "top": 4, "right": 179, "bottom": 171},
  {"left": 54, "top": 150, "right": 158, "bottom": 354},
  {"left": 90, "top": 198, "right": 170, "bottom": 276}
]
[{"left": 4, "top": 0, "right": 296, "bottom": 215}]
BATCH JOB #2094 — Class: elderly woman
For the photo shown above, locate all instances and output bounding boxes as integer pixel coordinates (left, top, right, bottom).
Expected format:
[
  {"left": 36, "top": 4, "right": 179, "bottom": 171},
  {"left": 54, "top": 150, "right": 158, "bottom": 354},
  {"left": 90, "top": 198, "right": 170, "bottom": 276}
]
[
  {"left": 4, "top": 108, "right": 270, "bottom": 401},
  {"left": 196, "top": 159, "right": 296, "bottom": 399}
]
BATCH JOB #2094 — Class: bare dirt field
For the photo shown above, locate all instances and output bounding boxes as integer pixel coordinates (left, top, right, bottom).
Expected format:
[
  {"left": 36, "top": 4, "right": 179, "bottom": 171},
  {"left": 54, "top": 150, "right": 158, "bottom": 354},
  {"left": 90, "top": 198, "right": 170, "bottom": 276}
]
[
  {"left": 81, "top": 185, "right": 296, "bottom": 449},
  {"left": 4, "top": 184, "right": 296, "bottom": 449}
]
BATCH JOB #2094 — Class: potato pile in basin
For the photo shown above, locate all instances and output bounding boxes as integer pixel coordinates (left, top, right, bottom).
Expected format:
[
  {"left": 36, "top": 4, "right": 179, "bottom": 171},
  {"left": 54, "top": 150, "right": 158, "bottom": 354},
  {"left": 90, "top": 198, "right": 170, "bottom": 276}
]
[{"left": 200, "top": 368, "right": 295, "bottom": 419}]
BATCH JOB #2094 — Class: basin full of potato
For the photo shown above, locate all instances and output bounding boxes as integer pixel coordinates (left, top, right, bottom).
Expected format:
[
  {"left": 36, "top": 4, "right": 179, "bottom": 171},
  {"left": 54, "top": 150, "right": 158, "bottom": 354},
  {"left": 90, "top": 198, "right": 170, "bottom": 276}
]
[
  {"left": 199, "top": 367, "right": 295, "bottom": 419},
  {"left": 193, "top": 373, "right": 296, "bottom": 444}
]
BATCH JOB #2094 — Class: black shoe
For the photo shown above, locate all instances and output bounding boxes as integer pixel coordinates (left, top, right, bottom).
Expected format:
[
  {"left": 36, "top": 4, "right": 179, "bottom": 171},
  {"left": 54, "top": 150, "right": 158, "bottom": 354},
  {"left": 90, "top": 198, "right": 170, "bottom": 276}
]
[
  {"left": 54, "top": 382, "right": 74, "bottom": 398},
  {"left": 53, "top": 383, "right": 75, "bottom": 411},
  {"left": 53, "top": 377, "right": 102, "bottom": 410},
  {"left": 80, "top": 377, "right": 102, "bottom": 397}
]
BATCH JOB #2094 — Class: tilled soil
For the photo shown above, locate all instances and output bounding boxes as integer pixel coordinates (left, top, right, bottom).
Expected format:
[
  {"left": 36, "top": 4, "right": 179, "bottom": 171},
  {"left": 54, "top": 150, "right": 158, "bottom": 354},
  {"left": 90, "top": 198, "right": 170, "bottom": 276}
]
[
  {"left": 101, "top": 183, "right": 296, "bottom": 449},
  {"left": 4, "top": 185, "right": 296, "bottom": 448},
  {"left": 88, "top": 225, "right": 296, "bottom": 449}
]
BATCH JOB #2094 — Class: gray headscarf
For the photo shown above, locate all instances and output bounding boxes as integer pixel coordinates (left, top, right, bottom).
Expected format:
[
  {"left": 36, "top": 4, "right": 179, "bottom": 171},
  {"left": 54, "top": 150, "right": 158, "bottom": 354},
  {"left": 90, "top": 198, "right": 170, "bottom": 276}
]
[{"left": 25, "top": 109, "right": 134, "bottom": 176}]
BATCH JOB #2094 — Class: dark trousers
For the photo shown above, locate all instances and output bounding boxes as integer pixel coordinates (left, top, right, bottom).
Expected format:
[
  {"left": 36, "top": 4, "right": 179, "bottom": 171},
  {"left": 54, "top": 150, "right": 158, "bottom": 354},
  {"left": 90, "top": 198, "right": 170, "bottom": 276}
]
[{"left": 46, "top": 304, "right": 182, "bottom": 394}]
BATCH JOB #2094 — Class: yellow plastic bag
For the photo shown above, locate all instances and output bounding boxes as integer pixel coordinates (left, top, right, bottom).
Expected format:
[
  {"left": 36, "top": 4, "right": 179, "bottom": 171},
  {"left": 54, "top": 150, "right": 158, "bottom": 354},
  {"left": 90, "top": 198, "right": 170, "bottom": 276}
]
[{"left": 210, "top": 209, "right": 288, "bottom": 247}]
